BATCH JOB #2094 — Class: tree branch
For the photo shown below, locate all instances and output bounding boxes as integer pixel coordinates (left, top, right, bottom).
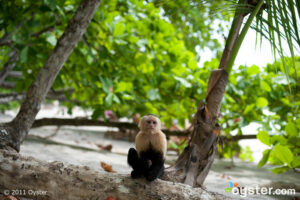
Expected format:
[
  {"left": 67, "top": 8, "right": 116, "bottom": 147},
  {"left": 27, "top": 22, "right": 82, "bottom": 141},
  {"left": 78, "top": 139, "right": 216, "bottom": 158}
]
[
  {"left": 0, "top": 93, "right": 24, "bottom": 103},
  {"left": 0, "top": 81, "right": 15, "bottom": 89},
  {"left": 0, "top": 49, "right": 18, "bottom": 85},
  {"left": 31, "top": 22, "right": 62, "bottom": 38},
  {"left": 0, "top": 23, "right": 61, "bottom": 47},
  {"left": 31, "top": 117, "right": 257, "bottom": 141},
  {"left": 0, "top": 89, "right": 74, "bottom": 104},
  {"left": 32, "top": 118, "right": 139, "bottom": 130},
  {"left": 7, "top": 71, "right": 22, "bottom": 79}
]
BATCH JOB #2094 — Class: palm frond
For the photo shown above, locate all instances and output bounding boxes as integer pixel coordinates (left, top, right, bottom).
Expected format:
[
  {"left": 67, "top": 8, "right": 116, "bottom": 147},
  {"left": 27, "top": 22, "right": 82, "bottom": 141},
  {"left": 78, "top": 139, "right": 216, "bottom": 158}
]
[{"left": 253, "top": 0, "right": 299, "bottom": 81}]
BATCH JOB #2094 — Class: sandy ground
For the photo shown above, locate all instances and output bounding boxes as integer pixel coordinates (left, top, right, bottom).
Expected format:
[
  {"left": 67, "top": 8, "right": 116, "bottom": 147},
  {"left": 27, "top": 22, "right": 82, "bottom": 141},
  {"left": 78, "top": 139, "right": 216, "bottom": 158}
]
[{"left": 1, "top": 106, "right": 299, "bottom": 200}]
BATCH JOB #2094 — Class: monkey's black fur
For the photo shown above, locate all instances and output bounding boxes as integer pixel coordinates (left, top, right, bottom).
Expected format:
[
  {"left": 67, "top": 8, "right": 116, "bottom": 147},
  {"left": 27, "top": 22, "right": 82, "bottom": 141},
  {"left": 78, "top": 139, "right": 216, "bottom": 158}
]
[{"left": 127, "top": 147, "right": 164, "bottom": 181}]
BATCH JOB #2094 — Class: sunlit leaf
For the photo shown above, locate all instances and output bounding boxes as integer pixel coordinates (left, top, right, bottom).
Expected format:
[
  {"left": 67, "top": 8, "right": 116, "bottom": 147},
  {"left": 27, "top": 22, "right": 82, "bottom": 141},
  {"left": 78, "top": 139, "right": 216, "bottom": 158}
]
[
  {"left": 270, "top": 135, "right": 288, "bottom": 145},
  {"left": 115, "top": 81, "right": 133, "bottom": 93},
  {"left": 258, "top": 149, "right": 271, "bottom": 168},
  {"left": 243, "top": 104, "right": 255, "bottom": 115},
  {"left": 113, "top": 22, "right": 125, "bottom": 37},
  {"left": 257, "top": 130, "right": 271, "bottom": 146},
  {"left": 256, "top": 97, "right": 268, "bottom": 108},
  {"left": 285, "top": 122, "right": 298, "bottom": 137},
  {"left": 291, "top": 156, "right": 300, "bottom": 168},
  {"left": 246, "top": 65, "right": 260, "bottom": 75},
  {"left": 272, "top": 145, "right": 294, "bottom": 167},
  {"left": 261, "top": 81, "right": 271, "bottom": 92},
  {"left": 105, "top": 93, "right": 114, "bottom": 107},
  {"left": 271, "top": 166, "right": 290, "bottom": 174},
  {"left": 46, "top": 34, "right": 57, "bottom": 46}
]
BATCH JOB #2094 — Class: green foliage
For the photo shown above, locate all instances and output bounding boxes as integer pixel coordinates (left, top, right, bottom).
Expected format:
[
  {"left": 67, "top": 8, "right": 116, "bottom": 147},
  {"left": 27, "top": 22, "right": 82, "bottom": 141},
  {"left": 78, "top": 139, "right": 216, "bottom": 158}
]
[
  {"left": 168, "top": 139, "right": 187, "bottom": 154},
  {"left": 221, "top": 57, "right": 300, "bottom": 173},
  {"left": 0, "top": 0, "right": 228, "bottom": 126},
  {"left": 239, "top": 146, "right": 254, "bottom": 162}
]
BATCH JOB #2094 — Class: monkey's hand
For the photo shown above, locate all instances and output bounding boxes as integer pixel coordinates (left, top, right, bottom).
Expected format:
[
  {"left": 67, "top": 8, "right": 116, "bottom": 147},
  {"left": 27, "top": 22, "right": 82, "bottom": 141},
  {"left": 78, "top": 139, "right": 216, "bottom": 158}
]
[{"left": 141, "top": 159, "right": 152, "bottom": 169}]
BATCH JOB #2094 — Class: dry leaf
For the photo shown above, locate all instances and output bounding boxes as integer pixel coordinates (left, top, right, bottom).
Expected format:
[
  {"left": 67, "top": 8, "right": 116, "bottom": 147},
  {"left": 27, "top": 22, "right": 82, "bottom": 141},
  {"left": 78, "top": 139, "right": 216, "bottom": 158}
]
[
  {"left": 96, "top": 144, "right": 113, "bottom": 151},
  {"left": 105, "top": 196, "right": 117, "bottom": 200},
  {"left": 233, "top": 118, "right": 241, "bottom": 123},
  {"left": 212, "top": 129, "right": 220, "bottom": 135},
  {"left": 100, "top": 162, "right": 117, "bottom": 173}
]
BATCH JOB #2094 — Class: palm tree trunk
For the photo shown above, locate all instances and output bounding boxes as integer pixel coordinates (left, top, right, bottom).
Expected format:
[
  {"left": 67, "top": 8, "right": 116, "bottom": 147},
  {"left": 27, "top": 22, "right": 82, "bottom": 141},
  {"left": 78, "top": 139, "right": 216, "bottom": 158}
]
[
  {"left": 0, "top": 0, "right": 102, "bottom": 152},
  {"left": 162, "top": 0, "right": 265, "bottom": 186}
]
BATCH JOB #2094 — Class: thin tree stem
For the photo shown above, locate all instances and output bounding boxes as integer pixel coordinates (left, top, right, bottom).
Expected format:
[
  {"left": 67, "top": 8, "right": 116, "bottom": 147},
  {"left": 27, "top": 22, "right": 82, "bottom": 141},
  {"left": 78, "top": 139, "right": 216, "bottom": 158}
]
[{"left": 226, "top": 0, "right": 265, "bottom": 73}]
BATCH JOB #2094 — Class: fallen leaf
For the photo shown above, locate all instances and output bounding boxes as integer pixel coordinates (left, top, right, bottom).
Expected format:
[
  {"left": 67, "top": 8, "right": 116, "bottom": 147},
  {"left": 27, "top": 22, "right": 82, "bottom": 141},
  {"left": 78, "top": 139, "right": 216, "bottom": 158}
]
[
  {"left": 103, "top": 144, "right": 113, "bottom": 151},
  {"left": 212, "top": 129, "right": 220, "bottom": 135},
  {"left": 96, "top": 144, "right": 113, "bottom": 151},
  {"left": 101, "top": 162, "right": 117, "bottom": 173},
  {"left": 170, "top": 124, "right": 179, "bottom": 131},
  {"left": 105, "top": 196, "right": 117, "bottom": 200}
]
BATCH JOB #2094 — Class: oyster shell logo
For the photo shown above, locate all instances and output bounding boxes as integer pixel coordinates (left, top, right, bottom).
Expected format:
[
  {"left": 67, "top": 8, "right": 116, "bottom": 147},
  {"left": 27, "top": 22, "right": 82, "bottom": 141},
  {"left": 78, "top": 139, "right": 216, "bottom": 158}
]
[{"left": 225, "top": 181, "right": 239, "bottom": 192}]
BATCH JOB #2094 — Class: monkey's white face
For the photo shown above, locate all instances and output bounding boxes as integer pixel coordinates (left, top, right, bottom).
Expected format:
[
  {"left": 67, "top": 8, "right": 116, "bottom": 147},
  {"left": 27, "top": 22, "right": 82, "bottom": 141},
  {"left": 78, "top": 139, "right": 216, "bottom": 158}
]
[
  {"left": 145, "top": 118, "right": 158, "bottom": 130},
  {"left": 139, "top": 115, "right": 161, "bottom": 132}
]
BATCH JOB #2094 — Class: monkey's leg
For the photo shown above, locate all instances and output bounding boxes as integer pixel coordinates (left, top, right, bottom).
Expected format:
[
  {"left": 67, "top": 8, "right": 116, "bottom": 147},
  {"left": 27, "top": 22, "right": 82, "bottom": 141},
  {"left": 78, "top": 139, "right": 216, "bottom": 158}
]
[
  {"left": 145, "top": 153, "right": 165, "bottom": 181},
  {"left": 127, "top": 148, "right": 139, "bottom": 168},
  {"left": 127, "top": 148, "right": 143, "bottom": 178}
]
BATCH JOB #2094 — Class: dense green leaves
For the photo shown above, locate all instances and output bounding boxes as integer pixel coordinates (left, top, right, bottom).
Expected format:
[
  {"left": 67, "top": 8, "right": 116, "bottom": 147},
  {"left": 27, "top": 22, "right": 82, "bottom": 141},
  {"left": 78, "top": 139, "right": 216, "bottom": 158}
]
[
  {"left": 0, "top": 0, "right": 228, "bottom": 125},
  {"left": 220, "top": 57, "right": 299, "bottom": 172}
]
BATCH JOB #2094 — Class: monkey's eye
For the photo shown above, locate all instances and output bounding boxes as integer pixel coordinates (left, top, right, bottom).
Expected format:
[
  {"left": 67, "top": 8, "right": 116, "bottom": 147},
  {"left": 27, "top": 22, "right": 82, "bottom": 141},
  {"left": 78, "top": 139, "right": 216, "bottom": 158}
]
[{"left": 146, "top": 120, "right": 157, "bottom": 125}]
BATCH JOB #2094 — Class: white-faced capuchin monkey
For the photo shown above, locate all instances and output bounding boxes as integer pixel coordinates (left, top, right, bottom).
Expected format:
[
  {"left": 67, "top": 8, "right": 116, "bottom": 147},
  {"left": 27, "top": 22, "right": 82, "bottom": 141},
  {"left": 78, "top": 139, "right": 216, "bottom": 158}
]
[{"left": 127, "top": 114, "right": 167, "bottom": 181}]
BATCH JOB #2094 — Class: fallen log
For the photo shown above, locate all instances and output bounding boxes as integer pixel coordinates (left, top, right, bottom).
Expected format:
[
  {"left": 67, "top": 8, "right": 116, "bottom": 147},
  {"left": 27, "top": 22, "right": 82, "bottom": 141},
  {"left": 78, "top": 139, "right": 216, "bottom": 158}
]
[{"left": 0, "top": 150, "right": 230, "bottom": 200}]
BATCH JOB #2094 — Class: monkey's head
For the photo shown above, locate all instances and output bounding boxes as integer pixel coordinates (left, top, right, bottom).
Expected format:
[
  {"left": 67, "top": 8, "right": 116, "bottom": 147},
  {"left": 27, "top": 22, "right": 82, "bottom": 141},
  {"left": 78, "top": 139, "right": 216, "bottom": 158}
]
[{"left": 138, "top": 114, "right": 161, "bottom": 132}]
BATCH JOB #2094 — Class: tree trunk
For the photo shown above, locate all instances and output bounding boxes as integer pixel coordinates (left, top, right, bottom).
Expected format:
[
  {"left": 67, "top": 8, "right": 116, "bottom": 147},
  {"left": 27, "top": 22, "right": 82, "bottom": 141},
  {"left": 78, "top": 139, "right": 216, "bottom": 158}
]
[
  {"left": 0, "top": 150, "right": 230, "bottom": 200},
  {"left": 162, "top": 7, "right": 247, "bottom": 186},
  {"left": 0, "top": 0, "right": 102, "bottom": 152}
]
